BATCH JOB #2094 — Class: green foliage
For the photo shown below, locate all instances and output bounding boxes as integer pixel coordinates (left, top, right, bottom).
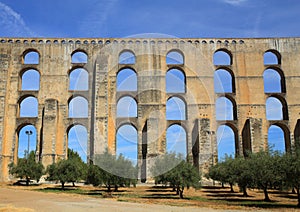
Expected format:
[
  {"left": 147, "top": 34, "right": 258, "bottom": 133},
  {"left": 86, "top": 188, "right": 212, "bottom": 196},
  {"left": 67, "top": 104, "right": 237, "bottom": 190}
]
[
  {"left": 46, "top": 149, "right": 87, "bottom": 189},
  {"left": 151, "top": 153, "right": 201, "bottom": 198},
  {"left": 92, "top": 150, "right": 138, "bottom": 191},
  {"left": 9, "top": 151, "right": 44, "bottom": 186}
]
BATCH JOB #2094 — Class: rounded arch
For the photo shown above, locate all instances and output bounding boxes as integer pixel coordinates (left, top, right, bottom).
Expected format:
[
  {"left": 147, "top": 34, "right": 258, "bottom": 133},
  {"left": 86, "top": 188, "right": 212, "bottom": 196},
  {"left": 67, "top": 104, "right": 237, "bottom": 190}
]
[
  {"left": 214, "top": 68, "right": 235, "bottom": 93},
  {"left": 23, "top": 49, "right": 39, "bottom": 64},
  {"left": 71, "top": 50, "right": 88, "bottom": 63},
  {"left": 215, "top": 96, "right": 237, "bottom": 120},
  {"left": 119, "top": 50, "right": 136, "bottom": 64},
  {"left": 117, "top": 68, "right": 137, "bottom": 91},
  {"left": 20, "top": 69, "right": 40, "bottom": 90},
  {"left": 69, "top": 68, "right": 89, "bottom": 90},
  {"left": 166, "top": 96, "right": 187, "bottom": 120},
  {"left": 166, "top": 124, "right": 187, "bottom": 156},
  {"left": 266, "top": 96, "right": 288, "bottom": 120},
  {"left": 17, "top": 124, "right": 37, "bottom": 158},
  {"left": 213, "top": 49, "right": 232, "bottom": 66},
  {"left": 263, "top": 68, "right": 286, "bottom": 93},
  {"left": 166, "top": 49, "right": 184, "bottom": 65},
  {"left": 19, "top": 96, "right": 38, "bottom": 117},
  {"left": 67, "top": 124, "right": 88, "bottom": 162},
  {"left": 264, "top": 49, "right": 281, "bottom": 65},
  {"left": 116, "top": 124, "right": 138, "bottom": 164},
  {"left": 68, "top": 96, "right": 88, "bottom": 118},
  {"left": 166, "top": 68, "right": 186, "bottom": 93},
  {"left": 117, "top": 96, "right": 137, "bottom": 117},
  {"left": 217, "top": 124, "right": 238, "bottom": 161},
  {"left": 268, "top": 123, "right": 290, "bottom": 152}
]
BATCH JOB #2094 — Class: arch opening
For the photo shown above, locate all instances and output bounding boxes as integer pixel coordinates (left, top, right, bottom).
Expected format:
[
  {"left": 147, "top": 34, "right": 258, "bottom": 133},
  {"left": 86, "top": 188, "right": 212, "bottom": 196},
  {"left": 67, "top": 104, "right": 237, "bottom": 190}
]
[
  {"left": 166, "top": 97, "right": 186, "bottom": 120},
  {"left": 68, "top": 96, "right": 88, "bottom": 118},
  {"left": 263, "top": 68, "right": 285, "bottom": 93},
  {"left": 69, "top": 68, "right": 89, "bottom": 91},
  {"left": 68, "top": 125, "right": 88, "bottom": 163},
  {"left": 166, "top": 69, "right": 186, "bottom": 93},
  {"left": 166, "top": 124, "right": 187, "bottom": 156},
  {"left": 213, "top": 50, "right": 232, "bottom": 66},
  {"left": 266, "top": 96, "right": 288, "bottom": 120},
  {"left": 24, "top": 51, "right": 39, "bottom": 64},
  {"left": 215, "top": 97, "right": 235, "bottom": 121},
  {"left": 166, "top": 50, "right": 184, "bottom": 65},
  {"left": 217, "top": 125, "right": 236, "bottom": 161},
  {"left": 264, "top": 50, "right": 281, "bottom": 65},
  {"left": 214, "top": 69, "right": 234, "bottom": 93},
  {"left": 117, "top": 96, "right": 137, "bottom": 117},
  {"left": 119, "top": 51, "right": 136, "bottom": 64},
  {"left": 268, "top": 125, "right": 286, "bottom": 153},
  {"left": 71, "top": 51, "right": 88, "bottom": 63},
  {"left": 21, "top": 69, "right": 40, "bottom": 90},
  {"left": 116, "top": 124, "right": 138, "bottom": 165},
  {"left": 17, "top": 125, "right": 37, "bottom": 158},
  {"left": 19, "top": 96, "right": 38, "bottom": 117},
  {"left": 117, "top": 68, "right": 137, "bottom": 91}
]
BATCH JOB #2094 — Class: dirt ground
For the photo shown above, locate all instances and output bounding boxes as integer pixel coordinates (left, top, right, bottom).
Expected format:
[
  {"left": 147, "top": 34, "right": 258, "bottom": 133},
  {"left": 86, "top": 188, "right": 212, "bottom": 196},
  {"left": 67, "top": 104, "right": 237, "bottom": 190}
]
[{"left": 0, "top": 183, "right": 299, "bottom": 212}]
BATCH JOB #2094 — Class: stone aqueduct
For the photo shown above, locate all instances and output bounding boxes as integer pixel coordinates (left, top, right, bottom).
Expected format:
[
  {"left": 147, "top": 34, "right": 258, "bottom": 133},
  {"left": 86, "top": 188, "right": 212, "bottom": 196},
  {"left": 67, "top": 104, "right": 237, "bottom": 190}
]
[{"left": 0, "top": 37, "right": 300, "bottom": 181}]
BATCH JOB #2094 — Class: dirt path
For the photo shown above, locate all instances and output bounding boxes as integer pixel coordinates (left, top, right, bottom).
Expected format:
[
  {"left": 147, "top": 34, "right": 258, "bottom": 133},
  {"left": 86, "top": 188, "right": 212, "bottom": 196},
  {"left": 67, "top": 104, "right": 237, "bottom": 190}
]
[{"left": 0, "top": 187, "right": 245, "bottom": 212}]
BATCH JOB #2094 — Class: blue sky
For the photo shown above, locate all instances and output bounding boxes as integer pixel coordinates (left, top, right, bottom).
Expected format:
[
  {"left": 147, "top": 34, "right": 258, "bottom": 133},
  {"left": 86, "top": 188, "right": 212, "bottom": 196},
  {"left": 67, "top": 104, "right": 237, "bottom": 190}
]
[
  {"left": 3, "top": 0, "right": 297, "bottom": 162},
  {"left": 1, "top": 0, "right": 300, "bottom": 38}
]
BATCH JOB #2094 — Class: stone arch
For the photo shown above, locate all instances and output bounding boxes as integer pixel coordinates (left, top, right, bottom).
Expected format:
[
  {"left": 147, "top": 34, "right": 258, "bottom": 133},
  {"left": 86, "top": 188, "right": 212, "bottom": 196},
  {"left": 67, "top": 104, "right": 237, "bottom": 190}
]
[
  {"left": 19, "top": 95, "right": 38, "bottom": 117},
  {"left": 117, "top": 68, "right": 137, "bottom": 91},
  {"left": 68, "top": 95, "right": 88, "bottom": 118},
  {"left": 117, "top": 96, "right": 137, "bottom": 117},
  {"left": 71, "top": 50, "right": 88, "bottom": 63},
  {"left": 166, "top": 49, "right": 184, "bottom": 65},
  {"left": 166, "top": 96, "right": 187, "bottom": 120},
  {"left": 267, "top": 124, "right": 290, "bottom": 153},
  {"left": 69, "top": 68, "right": 89, "bottom": 90},
  {"left": 263, "top": 68, "right": 286, "bottom": 93},
  {"left": 23, "top": 49, "right": 39, "bottom": 64},
  {"left": 166, "top": 124, "right": 187, "bottom": 156},
  {"left": 264, "top": 49, "right": 281, "bottom": 65},
  {"left": 215, "top": 96, "right": 237, "bottom": 120},
  {"left": 67, "top": 124, "right": 88, "bottom": 162},
  {"left": 116, "top": 124, "right": 138, "bottom": 163},
  {"left": 16, "top": 124, "right": 37, "bottom": 159},
  {"left": 119, "top": 50, "right": 136, "bottom": 64},
  {"left": 213, "top": 49, "right": 232, "bottom": 66},
  {"left": 166, "top": 68, "right": 186, "bottom": 93},
  {"left": 20, "top": 69, "right": 40, "bottom": 91},
  {"left": 266, "top": 95, "right": 288, "bottom": 120},
  {"left": 217, "top": 124, "right": 238, "bottom": 161},
  {"left": 214, "top": 68, "right": 235, "bottom": 93}
]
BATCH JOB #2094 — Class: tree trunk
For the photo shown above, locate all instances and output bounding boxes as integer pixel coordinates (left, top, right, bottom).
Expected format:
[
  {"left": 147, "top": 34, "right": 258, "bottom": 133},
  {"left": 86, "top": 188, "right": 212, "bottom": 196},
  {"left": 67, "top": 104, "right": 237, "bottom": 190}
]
[
  {"left": 297, "top": 187, "right": 300, "bottom": 208},
  {"left": 230, "top": 183, "right": 234, "bottom": 193},
  {"left": 263, "top": 187, "right": 271, "bottom": 202},
  {"left": 242, "top": 185, "right": 248, "bottom": 197},
  {"left": 179, "top": 189, "right": 184, "bottom": 199},
  {"left": 26, "top": 177, "right": 30, "bottom": 186},
  {"left": 114, "top": 185, "right": 118, "bottom": 192},
  {"left": 72, "top": 182, "right": 75, "bottom": 187},
  {"left": 61, "top": 182, "right": 65, "bottom": 190},
  {"left": 107, "top": 184, "right": 111, "bottom": 192}
]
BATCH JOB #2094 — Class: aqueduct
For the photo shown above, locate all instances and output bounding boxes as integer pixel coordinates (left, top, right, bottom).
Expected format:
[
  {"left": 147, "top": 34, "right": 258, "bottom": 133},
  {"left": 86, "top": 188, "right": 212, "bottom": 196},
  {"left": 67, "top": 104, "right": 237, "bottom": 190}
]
[{"left": 0, "top": 37, "right": 300, "bottom": 181}]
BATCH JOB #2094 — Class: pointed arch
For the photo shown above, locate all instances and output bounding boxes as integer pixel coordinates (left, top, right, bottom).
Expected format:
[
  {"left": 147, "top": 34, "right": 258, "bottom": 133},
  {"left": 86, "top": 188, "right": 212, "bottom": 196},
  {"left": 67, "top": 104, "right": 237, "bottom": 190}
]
[
  {"left": 117, "top": 68, "right": 137, "bottom": 91},
  {"left": 214, "top": 68, "right": 235, "bottom": 93},
  {"left": 263, "top": 68, "right": 285, "bottom": 93},
  {"left": 266, "top": 96, "right": 288, "bottom": 120},
  {"left": 19, "top": 96, "right": 38, "bottom": 117},
  {"left": 69, "top": 68, "right": 89, "bottom": 90},
  {"left": 71, "top": 50, "right": 88, "bottom": 63},
  {"left": 213, "top": 49, "right": 232, "bottom": 66},
  {"left": 217, "top": 124, "right": 238, "bottom": 161},
  {"left": 23, "top": 50, "right": 39, "bottom": 64},
  {"left": 17, "top": 125, "right": 37, "bottom": 158},
  {"left": 264, "top": 50, "right": 281, "bottom": 65},
  {"left": 68, "top": 96, "right": 88, "bottom": 118},
  {"left": 166, "top": 68, "right": 186, "bottom": 93},
  {"left": 215, "top": 96, "right": 236, "bottom": 120},
  {"left": 116, "top": 124, "right": 138, "bottom": 164},
  {"left": 166, "top": 124, "right": 187, "bottom": 156},
  {"left": 67, "top": 124, "right": 88, "bottom": 162},
  {"left": 166, "top": 96, "right": 186, "bottom": 120},
  {"left": 117, "top": 96, "right": 137, "bottom": 117},
  {"left": 21, "top": 69, "right": 40, "bottom": 90},
  {"left": 166, "top": 50, "right": 184, "bottom": 65},
  {"left": 119, "top": 50, "right": 136, "bottom": 64}
]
